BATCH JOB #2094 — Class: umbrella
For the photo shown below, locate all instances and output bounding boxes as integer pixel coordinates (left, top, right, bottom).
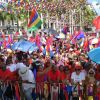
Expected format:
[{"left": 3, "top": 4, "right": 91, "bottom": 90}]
[
  {"left": 17, "top": 40, "right": 34, "bottom": 52},
  {"left": 11, "top": 40, "right": 38, "bottom": 53},
  {"left": 28, "top": 43, "right": 38, "bottom": 53},
  {"left": 93, "top": 16, "right": 100, "bottom": 30},
  {"left": 11, "top": 40, "right": 23, "bottom": 50},
  {"left": 88, "top": 47, "right": 100, "bottom": 64}
]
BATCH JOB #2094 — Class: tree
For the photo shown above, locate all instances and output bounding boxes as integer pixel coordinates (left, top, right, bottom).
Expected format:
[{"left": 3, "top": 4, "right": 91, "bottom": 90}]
[{"left": 82, "top": 5, "right": 96, "bottom": 25}]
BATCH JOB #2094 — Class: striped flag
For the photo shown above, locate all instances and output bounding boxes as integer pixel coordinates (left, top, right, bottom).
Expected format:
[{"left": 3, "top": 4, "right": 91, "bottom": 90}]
[{"left": 28, "top": 8, "right": 42, "bottom": 31}]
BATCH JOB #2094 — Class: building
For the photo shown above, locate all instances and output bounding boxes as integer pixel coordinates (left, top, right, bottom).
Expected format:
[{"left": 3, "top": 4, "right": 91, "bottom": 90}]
[{"left": 0, "top": 0, "right": 19, "bottom": 33}]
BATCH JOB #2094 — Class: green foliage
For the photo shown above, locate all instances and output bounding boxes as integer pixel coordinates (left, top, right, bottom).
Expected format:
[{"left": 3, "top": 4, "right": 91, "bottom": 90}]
[{"left": 83, "top": 5, "right": 96, "bottom": 25}]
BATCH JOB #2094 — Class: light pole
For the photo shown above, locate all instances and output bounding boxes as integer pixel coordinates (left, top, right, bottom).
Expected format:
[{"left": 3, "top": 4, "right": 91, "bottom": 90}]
[{"left": 6, "top": 25, "right": 10, "bottom": 34}]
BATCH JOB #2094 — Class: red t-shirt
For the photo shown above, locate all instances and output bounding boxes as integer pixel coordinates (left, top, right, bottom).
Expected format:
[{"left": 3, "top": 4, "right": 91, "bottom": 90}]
[
  {"left": 36, "top": 72, "right": 45, "bottom": 82},
  {"left": 62, "top": 73, "right": 71, "bottom": 82},
  {"left": 48, "top": 69, "right": 60, "bottom": 82},
  {"left": 0, "top": 69, "right": 18, "bottom": 81},
  {"left": 60, "top": 71, "right": 71, "bottom": 89},
  {"left": 60, "top": 71, "right": 65, "bottom": 81}
]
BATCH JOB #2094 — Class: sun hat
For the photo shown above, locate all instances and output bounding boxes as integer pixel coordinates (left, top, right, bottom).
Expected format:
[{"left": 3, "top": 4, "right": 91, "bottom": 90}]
[
  {"left": 75, "top": 65, "right": 82, "bottom": 69},
  {"left": 18, "top": 67, "right": 29, "bottom": 77},
  {"left": 75, "top": 62, "right": 82, "bottom": 69}
]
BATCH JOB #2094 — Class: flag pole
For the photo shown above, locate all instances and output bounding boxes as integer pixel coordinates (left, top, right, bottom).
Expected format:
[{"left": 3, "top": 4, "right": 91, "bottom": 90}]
[
  {"left": 41, "top": 13, "right": 43, "bottom": 29},
  {"left": 27, "top": 0, "right": 30, "bottom": 32},
  {"left": 28, "top": 10, "right": 30, "bottom": 26}
]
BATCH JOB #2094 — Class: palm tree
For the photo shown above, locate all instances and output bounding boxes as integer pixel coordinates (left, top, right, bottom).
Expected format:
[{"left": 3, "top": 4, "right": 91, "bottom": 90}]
[
  {"left": 82, "top": 5, "right": 96, "bottom": 25},
  {"left": 0, "top": 11, "right": 7, "bottom": 26}
]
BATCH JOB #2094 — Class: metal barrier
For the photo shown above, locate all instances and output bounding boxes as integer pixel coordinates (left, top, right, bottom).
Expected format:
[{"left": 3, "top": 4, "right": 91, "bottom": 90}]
[
  {"left": 0, "top": 80, "right": 16, "bottom": 100},
  {"left": 0, "top": 80, "right": 100, "bottom": 100}
]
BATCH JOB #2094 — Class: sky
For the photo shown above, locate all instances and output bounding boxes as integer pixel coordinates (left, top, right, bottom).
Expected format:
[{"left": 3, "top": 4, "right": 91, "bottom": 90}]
[{"left": 87, "top": 0, "right": 100, "bottom": 15}]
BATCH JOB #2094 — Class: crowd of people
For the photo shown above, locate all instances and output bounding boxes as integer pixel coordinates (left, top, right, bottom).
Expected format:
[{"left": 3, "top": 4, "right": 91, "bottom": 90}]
[{"left": 0, "top": 28, "right": 100, "bottom": 100}]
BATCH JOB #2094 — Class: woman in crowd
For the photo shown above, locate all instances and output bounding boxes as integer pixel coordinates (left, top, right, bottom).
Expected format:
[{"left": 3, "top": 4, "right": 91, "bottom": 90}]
[{"left": 36, "top": 59, "right": 51, "bottom": 100}]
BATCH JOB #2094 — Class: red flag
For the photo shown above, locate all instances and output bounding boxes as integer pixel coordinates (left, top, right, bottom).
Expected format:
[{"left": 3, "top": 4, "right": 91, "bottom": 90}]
[
  {"left": 3, "top": 40, "right": 7, "bottom": 48},
  {"left": 93, "top": 16, "right": 100, "bottom": 30},
  {"left": 2, "top": 33, "right": 5, "bottom": 40},
  {"left": 35, "top": 34, "right": 40, "bottom": 46},
  {"left": 8, "top": 35, "right": 11, "bottom": 44},
  {"left": 46, "top": 36, "right": 53, "bottom": 52},
  {"left": 35, "top": 34, "right": 41, "bottom": 51},
  {"left": 83, "top": 38, "right": 89, "bottom": 51}
]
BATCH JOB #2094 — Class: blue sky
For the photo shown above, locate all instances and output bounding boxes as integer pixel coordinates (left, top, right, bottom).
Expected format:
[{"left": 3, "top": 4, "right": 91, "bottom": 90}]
[{"left": 87, "top": 0, "right": 100, "bottom": 15}]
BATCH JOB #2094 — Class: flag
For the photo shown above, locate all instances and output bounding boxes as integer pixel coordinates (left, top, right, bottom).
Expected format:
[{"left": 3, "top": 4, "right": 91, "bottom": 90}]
[
  {"left": 28, "top": 8, "right": 42, "bottom": 31},
  {"left": 8, "top": 34, "right": 13, "bottom": 43},
  {"left": 83, "top": 38, "right": 89, "bottom": 51},
  {"left": 8, "top": 35, "right": 11, "bottom": 44},
  {"left": 62, "top": 25, "right": 69, "bottom": 34},
  {"left": 3, "top": 40, "right": 7, "bottom": 48},
  {"left": 76, "top": 31, "right": 85, "bottom": 40},
  {"left": 46, "top": 36, "right": 53, "bottom": 52},
  {"left": 2, "top": 33, "right": 5, "bottom": 40},
  {"left": 93, "top": 16, "right": 100, "bottom": 30},
  {"left": 35, "top": 34, "right": 41, "bottom": 51},
  {"left": 70, "top": 30, "right": 78, "bottom": 44}
]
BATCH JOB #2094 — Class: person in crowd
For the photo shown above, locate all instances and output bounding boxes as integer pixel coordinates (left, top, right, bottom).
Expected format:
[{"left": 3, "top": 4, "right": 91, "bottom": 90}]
[
  {"left": 16, "top": 52, "right": 27, "bottom": 70},
  {"left": 47, "top": 63, "right": 60, "bottom": 100},
  {"left": 0, "top": 56, "right": 7, "bottom": 83},
  {"left": 84, "top": 68, "right": 96, "bottom": 100},
  {"left": 18, "top": 67, "right": 36, "bottom": 100},
  {"left": 59, "top": 65, "right": 65, "bottom": 100},
  {"left": 71, "top": 62, "right": 85, "bottom": 84},
  {"left": 36, "top": 59, "right": 51, "bottom": 100},
  {"left": 71, "top": 62, "right": 85, "bottom": 99},
  {"left": 6, "top": 56, "right": 18, "bottom": 81},
  {"left": 95, "top": 65, "right": 100, "bottom": 83}
]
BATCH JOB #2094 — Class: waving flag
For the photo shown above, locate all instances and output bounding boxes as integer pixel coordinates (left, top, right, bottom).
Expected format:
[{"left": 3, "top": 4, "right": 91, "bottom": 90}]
[
  {"left": 83, "top": 38, "right": 89, "bottom": 51},
  {"left": 76, "top": 31, "right": 85, "bottom": 40},
  {"left": 93, "top": 16, "right": 100, "bottom": 30},
  {"left": 28, "top": 8, "right": 42, "bottom": 31},
  {"left": 35, "top": 34, "right": 41, "bottom": 51}
]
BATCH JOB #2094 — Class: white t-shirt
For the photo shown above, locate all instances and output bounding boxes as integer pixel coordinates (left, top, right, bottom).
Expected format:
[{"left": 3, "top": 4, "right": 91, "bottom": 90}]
[
  {"left": 19, "top": 70, "right": 35, "bottom": 90},
  {"left": 7, "top": 64, "right": 17, "bottom": 72},
  {"left": 16, "top": 62, "right": 26, "bottom": 70},
  {"left": 71, "top": 72, "right": 85, "bottom": 83}
]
